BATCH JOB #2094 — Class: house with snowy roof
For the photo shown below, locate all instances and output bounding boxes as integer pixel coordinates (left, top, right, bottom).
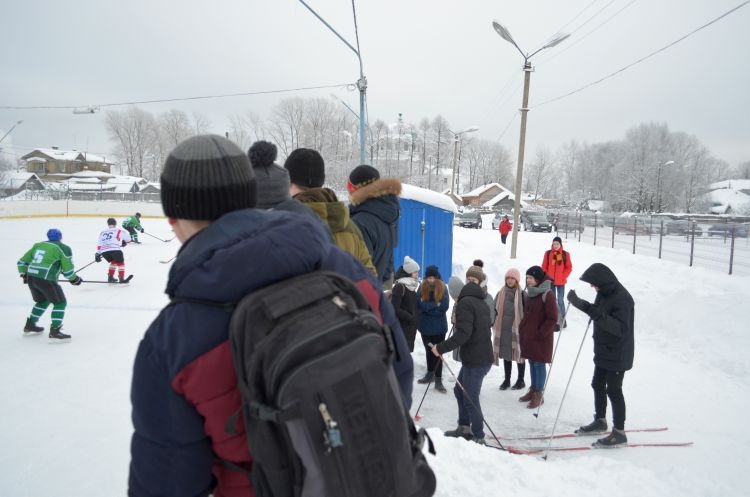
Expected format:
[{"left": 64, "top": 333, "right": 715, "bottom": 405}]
[
  {"left": 0, "top": 172, "right": 45, "bottom": 197},
  {"left": 21, "top": 147, "right": 112, "bottom": 180},
  {"left": 706, "top": 179, "right": 750, "bottom": 214}
]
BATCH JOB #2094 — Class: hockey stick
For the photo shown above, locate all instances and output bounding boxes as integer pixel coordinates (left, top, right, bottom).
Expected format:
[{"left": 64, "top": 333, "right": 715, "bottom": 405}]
[
  {"left": 143, "top": 231, "right": 174, "bottom": 243},
  {"left": 159, "top": 255, "right": 177, "bottom": 264},
  {"left": 413, "top": 374, "right": 433, "bottom": 421},
  {"left": 74, "top": 260, "right": 98, "bottom": 274}
]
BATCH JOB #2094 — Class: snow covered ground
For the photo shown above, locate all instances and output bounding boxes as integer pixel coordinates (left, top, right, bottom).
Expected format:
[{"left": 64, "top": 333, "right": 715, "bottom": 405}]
[{"left": 1, "top": 214, "right": 747, "bottom": 497}]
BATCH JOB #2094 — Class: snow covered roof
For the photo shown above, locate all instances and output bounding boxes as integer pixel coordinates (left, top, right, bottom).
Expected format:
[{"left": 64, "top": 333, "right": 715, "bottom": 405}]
[
  {"left": 482, "top": 190, "right": 528, "bottom": 209},
  {"left": 710, "top": 179, "right": 750, "bottom": 191},
  {"left": 400, "top": 183, "right": 457, "bottom": 213},
  {"left": 66, "top": 183, "right": 117, "bottom": 191},
  {"left": 21, "top": 148, "right": 110, "bottom": 164},
  {"left": 707, "top": 188, "right": 750, "bottom": 214},
  {"left": 66, "top": 177, "right": 101, "bottom": 184},
  {"left": 107, "top": 175, "right": 148, "bottom": 185},
  {"left": 463, "top": 182, "right": 510, "bottom": 197},
  {"left": 70, "top": 170, "right": 115, "bottom": 179},
  {"left": 0, "top": 172, "right": 41, "bottom": 189}
]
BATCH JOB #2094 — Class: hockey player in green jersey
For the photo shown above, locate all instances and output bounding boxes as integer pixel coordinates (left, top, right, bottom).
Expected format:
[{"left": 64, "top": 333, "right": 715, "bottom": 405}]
[
  {"left": 17, "top": 228, "right": 83, "bottom": 342},
  {"left": 122, "top": 213, "right": 144, "bottom": 243}
]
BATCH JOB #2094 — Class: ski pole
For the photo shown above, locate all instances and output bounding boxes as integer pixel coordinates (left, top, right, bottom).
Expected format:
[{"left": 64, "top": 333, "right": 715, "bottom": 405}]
[
  {"left": 429, "top": 343, "right": 506, "bottom": 451},
  {"left": 143, "top": 231, "right": 174, "bottom": 243},
  {"left": 533, "top": 301, "right": 572, "bottom": 419},
  {"left": 542, "top": 319, "right": 592, "bottom": 461},
  {"left": 413, "top": 374, "right": 433, "bottom": 421}
]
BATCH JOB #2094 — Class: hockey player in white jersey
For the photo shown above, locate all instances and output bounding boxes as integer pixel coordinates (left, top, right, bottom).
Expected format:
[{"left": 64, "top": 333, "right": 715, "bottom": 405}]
[{"left": 95, "top": 218, "right": 132, "bottom": 283}]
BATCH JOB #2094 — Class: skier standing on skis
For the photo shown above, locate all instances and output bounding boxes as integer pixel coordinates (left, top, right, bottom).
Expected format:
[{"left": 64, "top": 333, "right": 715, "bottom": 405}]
[
  {"left": 567, "top": 262, "right": 634, "bottom": 447},
  {"left": 96, "top": 217, "right": 132, "bottom": 283},
  {"left": 17, "top": 228, "right": 82, "bottom": 342},
  {"left": 122, "top": 213, "right": 144, "bottom": 243}
]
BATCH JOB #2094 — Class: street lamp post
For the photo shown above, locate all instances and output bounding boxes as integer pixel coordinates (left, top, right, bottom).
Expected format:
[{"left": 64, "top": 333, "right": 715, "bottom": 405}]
[
  {"left": 655, "top": 160, "right": 675, "bottom": 213},
  {"left": 492, "top": 20, "right": 569, "bottom": 259},
  {"left": 449, "top": 126, "right": 480, "bottom": 195},
  {"left": 0, "top": 120, "right": 23, "bottom": 145},
  {"left": 299, "top": 0, "right": 367, "bottom": 165}
]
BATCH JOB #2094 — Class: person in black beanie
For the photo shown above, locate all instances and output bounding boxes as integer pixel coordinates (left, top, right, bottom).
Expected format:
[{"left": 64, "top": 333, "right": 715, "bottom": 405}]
[
  {"left": 568, "top": 263, "right": 634, "bottom": 448},
  {"left": 281, "top": 147, "right": 375, "bottom": 275},
  {"left": 129, "top": 135, "right": 415, "bottom": 497},
  {"left": 347, "top": 164, "right": 402, "bottom": 289}
]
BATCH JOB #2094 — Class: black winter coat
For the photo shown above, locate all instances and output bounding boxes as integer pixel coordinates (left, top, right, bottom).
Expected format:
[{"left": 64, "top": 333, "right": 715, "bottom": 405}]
[
  {"left": 349, "top": 178, "right": 401, "bottom": 284},
  {"left": 436, "top": 282, "right": 493, "bottom": 367},
  {"left": 579, "top": 263, "right": 634, "bottom": 371},
  {"left": 391, "top": 266, "right": 418, "bottom": 351}
]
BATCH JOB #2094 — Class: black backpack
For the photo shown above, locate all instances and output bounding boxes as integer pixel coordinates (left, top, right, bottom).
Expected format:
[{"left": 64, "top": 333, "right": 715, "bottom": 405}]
[{"left": 227, "top": 271, "right": 436, "bottom": 497}]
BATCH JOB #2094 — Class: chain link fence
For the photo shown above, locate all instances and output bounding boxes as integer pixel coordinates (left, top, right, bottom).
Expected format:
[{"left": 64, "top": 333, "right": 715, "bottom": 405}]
[{"left": 552, "top": 212, "right": 750, "bottom": 276}]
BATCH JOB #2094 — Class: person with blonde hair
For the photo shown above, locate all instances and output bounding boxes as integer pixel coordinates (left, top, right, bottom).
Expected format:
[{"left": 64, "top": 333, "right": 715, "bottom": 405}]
[
  {"left": 416, "top": 265, "right": 450, "bottom": 393},
  {"left": 493, "top": 267, "right": 526, "bottom": 390}
]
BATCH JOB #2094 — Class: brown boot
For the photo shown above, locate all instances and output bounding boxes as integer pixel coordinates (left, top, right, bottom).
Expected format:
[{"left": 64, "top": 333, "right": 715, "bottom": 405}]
[
  {"left": 518, "top": 386, "right": 536, "bottom": 402},
  {"left": 526, "top": 390, "right": 544, "bottom": 409}
]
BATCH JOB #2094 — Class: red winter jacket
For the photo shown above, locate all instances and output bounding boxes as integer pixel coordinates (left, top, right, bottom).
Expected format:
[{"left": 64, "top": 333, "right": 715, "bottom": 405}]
[
  {"left": 499, "top": 219, "right": 513, "bottom": 235},
  {"left": 541, "top": 245, "right": 572, "bottom": 286},
  {"left": 519, "top": 280, "right": 559, "bottom": 363}
]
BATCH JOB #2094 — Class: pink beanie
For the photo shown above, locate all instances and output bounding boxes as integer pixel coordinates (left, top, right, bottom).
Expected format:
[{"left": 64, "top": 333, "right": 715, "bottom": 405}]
[{"left": 505, "top": 267, "right": 521, "bottom": 284}]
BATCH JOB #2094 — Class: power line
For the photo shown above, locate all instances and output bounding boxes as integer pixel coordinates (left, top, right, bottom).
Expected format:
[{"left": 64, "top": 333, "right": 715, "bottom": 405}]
[
  {"left": 537, "top": 0, "right": 638, "bottom": 67},
  {"left": 0, "top": 83, "right": 352, "bottom": 111},
  {"left": 533, "top": 0, "right": 750, "bottom": 109},
  {"left": 554, "top": 0, "right": 601, "bottom": 34},
  {"left": 530, "top": 0, "right": 617, "bottom": 56}
]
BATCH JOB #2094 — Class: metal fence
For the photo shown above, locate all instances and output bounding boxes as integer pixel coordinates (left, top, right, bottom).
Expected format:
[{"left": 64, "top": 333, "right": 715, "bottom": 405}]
[
  {"left": 553, "top": 212, "right": 750, "bottom": 276},
  {"left": 2, "top": 189, "right": 162, "bottom": 203}
]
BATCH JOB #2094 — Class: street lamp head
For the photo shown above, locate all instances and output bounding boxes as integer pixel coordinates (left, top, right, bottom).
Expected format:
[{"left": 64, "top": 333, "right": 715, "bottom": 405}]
[
  {"left": 492, "top": 20, "right": 516, "bottom": 45},
  {"left": 462, "top": 126, "right": 480, "bottom": 134},
  {"left": 663, "top": 160, "right": 675, "bottom": 166},
  {"left": 541, "top": 32, "right": 571, "bottom": 50}
]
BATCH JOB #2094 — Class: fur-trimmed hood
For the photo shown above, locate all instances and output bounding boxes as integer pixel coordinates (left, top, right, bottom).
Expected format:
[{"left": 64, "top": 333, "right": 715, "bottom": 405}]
[{"left": 348, "top": 177, "right": 402, "bottom": 207}]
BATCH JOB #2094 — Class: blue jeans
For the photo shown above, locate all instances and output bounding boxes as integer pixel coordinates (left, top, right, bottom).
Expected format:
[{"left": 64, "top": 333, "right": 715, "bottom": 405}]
[
  {"left": 528, "top": 360, "right": 547, "bottom": 391},
  {"left": 553, "top": 285, "right": 566, "bottom": 322},
  {"left": 454, "top": 364, "right": 492, "bottom": 438}
]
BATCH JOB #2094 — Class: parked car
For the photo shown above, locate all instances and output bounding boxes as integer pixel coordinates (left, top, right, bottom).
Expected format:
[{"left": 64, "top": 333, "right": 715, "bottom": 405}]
[
  {"left": 613, "top": 217, "right": 652, "bottom": 235},
  {"left": 522, "top": 212, "right": 553, "bottom": 232},
  {"left": 663, "top": 220, "right": 703, "bottom": 237},
  {"left": 454, "top": 211, "right": 482, "bottom": 229},
  {"left": 555, "top": 214, "right": 585, "bottom": 233},
  {"left": 707, "top": 222, "right": 749, "bottom": 238}
]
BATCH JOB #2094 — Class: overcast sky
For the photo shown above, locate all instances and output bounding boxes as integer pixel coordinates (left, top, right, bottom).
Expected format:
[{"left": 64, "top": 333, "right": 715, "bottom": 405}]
[{"left": 1, "top": 0, "right": 748, "bottom": 168}]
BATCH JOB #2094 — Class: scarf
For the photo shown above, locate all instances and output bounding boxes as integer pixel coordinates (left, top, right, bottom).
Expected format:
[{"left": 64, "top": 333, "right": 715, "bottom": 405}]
[
  {"left": 492, "top": 284, "right": 524, "bottom": 364},
  {"left": 395, "top": 276, "right": 419, "bottom": 292}
]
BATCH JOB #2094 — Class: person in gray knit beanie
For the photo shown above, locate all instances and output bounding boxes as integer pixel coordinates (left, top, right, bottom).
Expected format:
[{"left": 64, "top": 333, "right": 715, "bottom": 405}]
[
  {"left": 248, "top": 140, "right": 291, "bottom": 210},
  {"left": 161, "top": 134, "right": 256, "bottom": 222}
]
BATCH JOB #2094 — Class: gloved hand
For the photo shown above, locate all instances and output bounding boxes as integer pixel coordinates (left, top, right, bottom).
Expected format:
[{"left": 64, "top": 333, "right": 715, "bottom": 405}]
[
  {"left": 567, "top": 289, "right": 590, "bottom": 312},
  {"left": 140, "top": 228, "right": 144, "bottom": 233},
  {"left": 21, "top": 273, "right": 28, "bottom": 284},
  {"left": 95, "top": 252, "right": 102, "bottom": 262},
  {"left": 70, "top": 276, "right": 83, "bottom": 286},
  {"left": 121, "top": 239, "right": 128, "bottom": 247}
]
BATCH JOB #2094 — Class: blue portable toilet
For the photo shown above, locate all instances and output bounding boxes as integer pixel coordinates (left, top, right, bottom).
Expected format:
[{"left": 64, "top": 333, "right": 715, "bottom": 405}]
[{"left": 394, "top": 184, "right": 457, "bottom": 281}]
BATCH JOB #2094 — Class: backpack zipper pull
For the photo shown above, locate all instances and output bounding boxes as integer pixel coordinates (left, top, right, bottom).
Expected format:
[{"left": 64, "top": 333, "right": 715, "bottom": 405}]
[{"left": 319, "top": 402, "right": 343, "bottom": 451}]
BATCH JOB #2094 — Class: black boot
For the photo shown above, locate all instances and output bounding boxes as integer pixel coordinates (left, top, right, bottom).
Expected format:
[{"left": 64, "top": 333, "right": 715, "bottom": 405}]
[
  {"left": 108, "top": 275, "right": 117, "bottom": 283},
  {"left": 444, "top": 425, "right": 472, "bottom": 440},
  {"left": 49, "top": 325, "right": 71, "bottom": 343},
  {"left": 417, "top": 371, "right": 434, "bottom": 384},
  {"left": 511, "top": 362, "right": 526, "bottom": 390},
  {"left": 23, "top": 318, "right": 44, "bottom": 336},
  {"left": 500, "top": 360, "right": 512, "bottom": 390},
  {"left": 576, "top": 417, "right": 608, "bottom": 435},
  {"left": 434, "top": 377, "right": 447, "bottom": 393},
  {"left": 594, "top": 428, "right": 627, "bottom": 447}
]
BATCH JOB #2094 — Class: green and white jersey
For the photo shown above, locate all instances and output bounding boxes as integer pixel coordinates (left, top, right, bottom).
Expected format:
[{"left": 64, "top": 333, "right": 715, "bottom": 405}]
[
  {"left": 17, "top": 241, "right": 76, "bottom": 281},
  {"left": 122, "top": 215, "right": 142, "bottom": 230}
]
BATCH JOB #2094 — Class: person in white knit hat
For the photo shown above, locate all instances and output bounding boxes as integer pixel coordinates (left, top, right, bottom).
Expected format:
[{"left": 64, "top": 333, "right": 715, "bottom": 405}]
[{"left": 391, "top": 255, "right": 420, "bottom": 351}]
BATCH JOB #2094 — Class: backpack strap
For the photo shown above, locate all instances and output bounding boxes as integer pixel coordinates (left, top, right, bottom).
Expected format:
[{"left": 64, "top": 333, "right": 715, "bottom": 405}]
[{"left": 167, "top": 296, "right": 237, "bottom": 311}]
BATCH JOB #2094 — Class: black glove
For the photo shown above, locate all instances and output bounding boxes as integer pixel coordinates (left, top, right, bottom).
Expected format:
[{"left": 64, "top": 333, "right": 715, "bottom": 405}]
[
  {"left": 70, "top": 276, "right": 83, "bottom": 286},
  {"left": 567, "top": 289, "right": 590, "bottom": 312},
  {"left": 21, "top": 273, "right": 28, "bottom": 284},
  {"left": 122, "top": 239, "right": 128, "bottom": 247},
  {"left": 140, "top": 228, "right": 144, "bottom": 233},
  {"left": 95, "top": 253, "right": 102, "bottom": 262}
]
